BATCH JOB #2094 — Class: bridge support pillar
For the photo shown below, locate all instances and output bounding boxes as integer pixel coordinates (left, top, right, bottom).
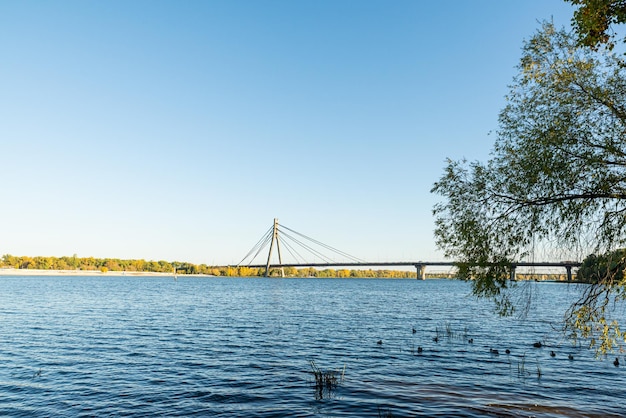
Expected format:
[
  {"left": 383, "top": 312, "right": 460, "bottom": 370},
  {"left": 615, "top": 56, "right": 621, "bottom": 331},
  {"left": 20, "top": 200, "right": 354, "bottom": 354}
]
[
  {"left": 265, "top": 218, "right": 284, "bottom": 277},
  {"left": 510, "top": 265, "right": 516, "bottom": 281},
  {"left": 566, "top": 265, "right": 572, "bottom": 282},
  {"left": 415, "top": 264, "right": 426, "bottom": 280}
]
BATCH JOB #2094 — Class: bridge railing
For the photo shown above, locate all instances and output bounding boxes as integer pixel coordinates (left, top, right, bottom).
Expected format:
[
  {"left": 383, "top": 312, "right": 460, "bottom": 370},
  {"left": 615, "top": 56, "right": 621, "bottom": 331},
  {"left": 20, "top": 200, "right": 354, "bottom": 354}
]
[{"left": 238, "top": 261, "right": 581, "bottom": 281}]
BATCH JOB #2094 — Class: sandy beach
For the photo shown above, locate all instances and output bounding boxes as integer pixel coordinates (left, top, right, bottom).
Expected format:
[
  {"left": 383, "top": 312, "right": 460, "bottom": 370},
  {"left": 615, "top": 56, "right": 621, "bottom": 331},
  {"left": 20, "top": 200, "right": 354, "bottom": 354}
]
[{"left": 0, "top": 268, "right": 178, "bottom": 277}]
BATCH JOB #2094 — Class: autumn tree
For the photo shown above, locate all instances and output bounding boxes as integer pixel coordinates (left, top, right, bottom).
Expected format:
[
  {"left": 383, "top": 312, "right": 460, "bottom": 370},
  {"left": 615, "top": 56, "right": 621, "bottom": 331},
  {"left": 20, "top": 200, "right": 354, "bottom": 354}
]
[
  {"left": 566, "top": 0, "right": 626, "bottom": 51},
  {"left": 432, "top": 23, "right": 626, "bottom": 353}
]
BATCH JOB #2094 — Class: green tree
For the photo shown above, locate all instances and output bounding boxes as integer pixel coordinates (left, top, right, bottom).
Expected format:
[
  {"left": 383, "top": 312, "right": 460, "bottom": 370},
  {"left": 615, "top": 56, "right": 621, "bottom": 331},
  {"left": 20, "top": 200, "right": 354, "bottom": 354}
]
[
  {"left": 33, "top": 256, "right": 53, "bottom": 270},
  {"left": 283, "top": 266, "right": 298, "bottom": 276},
  {"left": 55, "top": 257, "right": 69, "bottom": 270},
  {"left": 19, "top": 256, "right": 34, "bottom": 269},
  {"left": 432, "top": 23, "right": 626, "bottom": 354},
  {"left": 577, "top": 249, "right": 626, "bottom": 283},
  {"left": 2, "top": 254, "right": 18, "bottom": 268},
  {"left": 70, "top": 254, "right": 79, "bottom": 269},
  {"left": 566, "top": 0, "right": 626, "bottom": 51}
]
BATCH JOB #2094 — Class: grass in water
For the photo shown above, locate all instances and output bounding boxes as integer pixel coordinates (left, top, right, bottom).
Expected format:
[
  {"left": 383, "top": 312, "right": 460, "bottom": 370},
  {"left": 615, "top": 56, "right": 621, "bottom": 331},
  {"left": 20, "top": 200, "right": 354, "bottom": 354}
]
[
  {"left": 434, "top": 322, "right": 470, "bottom": 342},
  {"left": 515, "top": 353, "right": 543, "bottom": 381},
  {"left": 536, "top": 359, "right": 542, "bottom": 379},
  {"left": 378, "top": 406, "right": 394, "bottom": 417},
  {"left": 309, "top": 360, "right": 345, "bottom": 400},
  {"left": 517, "top": 353, "right": 528, "bottom": 380}
]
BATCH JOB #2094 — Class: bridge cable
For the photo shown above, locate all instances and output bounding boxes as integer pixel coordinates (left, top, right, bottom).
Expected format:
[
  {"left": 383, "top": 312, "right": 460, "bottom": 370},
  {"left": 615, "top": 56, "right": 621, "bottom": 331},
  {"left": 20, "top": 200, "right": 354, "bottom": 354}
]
[
  {"left": 279, "top": 238, "right": 307, "bottom": 265},
  {"left": 248, "top": 232, "right": 274, "bottom": 265},
  {"left": 237, "top": 221, "right": 365, "bottom": 267},
  {"left": 280, "top": 224, "right": 363, "bottom": 262},
  {"left": 280, "top": 224, "right": 365, "bottom": 263},
  {"left": 278, "top": 229, "right": 341, "bottom": 264},
  {"left": 278, "top": 230, "right": 335, "bottom": 263},
  {"left": 236, "top": 225, "right": 274, "bottom": 266}
]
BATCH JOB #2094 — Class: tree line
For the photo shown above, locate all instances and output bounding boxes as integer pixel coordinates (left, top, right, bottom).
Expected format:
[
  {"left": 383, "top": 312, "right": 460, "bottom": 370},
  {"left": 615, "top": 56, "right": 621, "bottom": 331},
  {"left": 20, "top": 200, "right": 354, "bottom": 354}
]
[
  {"left": 0, "top": 254, "right": 418, "bottom": 278},
  {"left": 2, "top": 253, "right": 613, "bottom": 281}
]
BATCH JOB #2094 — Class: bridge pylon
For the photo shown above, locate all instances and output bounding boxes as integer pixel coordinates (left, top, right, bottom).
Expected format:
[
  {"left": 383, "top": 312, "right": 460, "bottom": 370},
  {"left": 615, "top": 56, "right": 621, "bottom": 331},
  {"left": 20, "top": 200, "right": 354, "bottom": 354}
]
[
  {"left": 414, "top": 263, "right": 426, "bottom": 280},
  {"left": 265, "top": 218, "right": 285, "bottom": 277}
]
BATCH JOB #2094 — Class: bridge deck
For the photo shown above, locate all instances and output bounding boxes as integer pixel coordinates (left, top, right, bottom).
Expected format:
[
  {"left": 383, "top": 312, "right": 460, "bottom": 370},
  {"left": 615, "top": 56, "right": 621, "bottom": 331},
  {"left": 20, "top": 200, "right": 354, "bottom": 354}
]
[{"left": 243, "top": 261, "right": 581, "bottom": 268}]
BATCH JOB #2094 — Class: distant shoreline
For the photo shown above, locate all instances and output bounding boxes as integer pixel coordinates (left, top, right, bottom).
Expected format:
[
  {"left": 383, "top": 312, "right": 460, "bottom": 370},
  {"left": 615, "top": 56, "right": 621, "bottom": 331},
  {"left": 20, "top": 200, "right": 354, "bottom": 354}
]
[{"left": 0, "top": 268, "right": 179, "bottom": 277}]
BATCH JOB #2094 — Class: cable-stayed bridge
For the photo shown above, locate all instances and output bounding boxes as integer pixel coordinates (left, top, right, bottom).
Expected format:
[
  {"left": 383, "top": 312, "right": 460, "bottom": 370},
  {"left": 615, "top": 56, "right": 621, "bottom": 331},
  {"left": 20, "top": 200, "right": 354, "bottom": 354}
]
[{"left": 236, "top": 219, "right": 581, "bottom": 280}]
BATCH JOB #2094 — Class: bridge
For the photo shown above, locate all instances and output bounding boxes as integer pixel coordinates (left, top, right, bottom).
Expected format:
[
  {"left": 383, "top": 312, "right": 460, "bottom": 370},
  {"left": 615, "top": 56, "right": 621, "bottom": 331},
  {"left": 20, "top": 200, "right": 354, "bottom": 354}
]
[{"left": 236, "top": 219, "right": 581, "bottom": 280}]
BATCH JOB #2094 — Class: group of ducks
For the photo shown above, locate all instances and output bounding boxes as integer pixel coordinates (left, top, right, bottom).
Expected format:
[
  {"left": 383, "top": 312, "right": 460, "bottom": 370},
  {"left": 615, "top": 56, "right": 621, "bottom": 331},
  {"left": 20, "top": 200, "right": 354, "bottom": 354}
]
[
  {"left": 490, "top": 343, "right": 624, "bottom": 366},
  {"left": 379, "top": 329, "right": 624, "bottom": 367},
  {"left": 490, "top": 341, "right": 576, "bottom": 360}
]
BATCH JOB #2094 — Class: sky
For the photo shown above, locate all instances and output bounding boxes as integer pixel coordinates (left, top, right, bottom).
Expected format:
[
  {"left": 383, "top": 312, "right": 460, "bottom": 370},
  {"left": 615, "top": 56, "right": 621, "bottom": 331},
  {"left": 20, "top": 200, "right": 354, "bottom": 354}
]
[{"left": 0, "top": 0, "right": 578, "bottom": 266}]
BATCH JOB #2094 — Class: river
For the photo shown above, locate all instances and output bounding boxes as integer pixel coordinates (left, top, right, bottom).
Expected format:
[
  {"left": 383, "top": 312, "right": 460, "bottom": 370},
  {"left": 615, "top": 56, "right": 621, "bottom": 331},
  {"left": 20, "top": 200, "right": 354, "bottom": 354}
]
[{"left": 0, "top": 276, "right": 623, "bottom": 417}]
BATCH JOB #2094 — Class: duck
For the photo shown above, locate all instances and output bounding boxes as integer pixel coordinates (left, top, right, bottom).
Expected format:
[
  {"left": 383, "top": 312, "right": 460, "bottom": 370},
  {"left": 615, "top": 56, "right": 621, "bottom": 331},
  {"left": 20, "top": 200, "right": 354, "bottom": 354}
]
[
  {"left": 412, "top": 327, "right": 417, "bottom": 334},
  {"left": 433, "top": 336, "right": 439, "bottom": 343},
  {"left": 505, "top": 349, "right": 511, "bottom": 355},
  {"left": 614, "top": 357, "right": 620, "bottom": 367},
  {"left": 533, "top": 341, "right": 542, "bottom": 348},
  {"left": 490, "top": 348, "right": 499, "bottom": 355},
  {"left": 550, "top": 351, "right": 556, "bottom": 357},
  {"left": 468, "top": 338, "right": 474, "bottom": 344},
  {"left": 377, "top": 340, "right": 383, "bottom": 345},
  {"left": 417, "top": 346, "right": 423, "bottom": 354},
  {"left": 568, "top": 354, "right": 574, "bottom": 360}
]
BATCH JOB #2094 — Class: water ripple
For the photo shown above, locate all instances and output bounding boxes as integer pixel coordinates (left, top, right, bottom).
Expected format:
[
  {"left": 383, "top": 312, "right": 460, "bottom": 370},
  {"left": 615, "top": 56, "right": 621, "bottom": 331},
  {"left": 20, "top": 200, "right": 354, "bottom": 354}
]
[{"left": 0, "top": 276, "right": 624, "bottom": 416}]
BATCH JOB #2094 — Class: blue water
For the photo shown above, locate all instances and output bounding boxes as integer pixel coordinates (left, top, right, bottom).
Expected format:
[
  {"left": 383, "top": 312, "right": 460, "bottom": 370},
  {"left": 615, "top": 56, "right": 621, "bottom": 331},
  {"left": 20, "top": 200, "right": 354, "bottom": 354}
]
[{"left": 0, "top": 276, "right": 624, "bottom": 417}]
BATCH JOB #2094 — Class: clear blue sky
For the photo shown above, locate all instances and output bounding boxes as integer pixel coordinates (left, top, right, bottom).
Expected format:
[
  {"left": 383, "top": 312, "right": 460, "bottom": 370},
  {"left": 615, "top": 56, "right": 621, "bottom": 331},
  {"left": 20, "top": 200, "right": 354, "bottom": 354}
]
[{"left": 0, "top": 0, "right": 576, "bottom": 265}]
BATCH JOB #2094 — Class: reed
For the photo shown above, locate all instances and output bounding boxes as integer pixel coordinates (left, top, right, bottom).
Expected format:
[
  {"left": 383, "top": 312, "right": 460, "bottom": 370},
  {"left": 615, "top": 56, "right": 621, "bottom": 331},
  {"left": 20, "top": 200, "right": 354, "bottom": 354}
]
[
  {"left": 309, "top": 360, "right": 344, "bottom": 399},
  {"left": 517, "top": 353, "right": 527, "bottom": 377},
  {"left": 409, "top": 342, "right": 423, "bottom": 355},
  {"left": 434, "top": 322, "right": 469, "bottom": 342},
  {"left": 378, "top": 406, "right": 394, "bottom": 417},
  {"left": 536, "top": 359, "right": 542, "bottom": 379}
]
